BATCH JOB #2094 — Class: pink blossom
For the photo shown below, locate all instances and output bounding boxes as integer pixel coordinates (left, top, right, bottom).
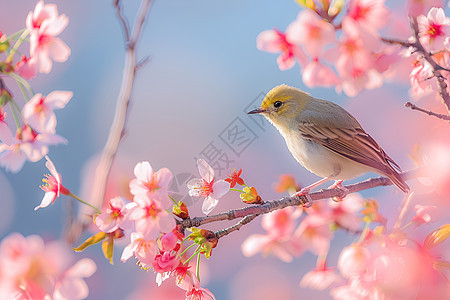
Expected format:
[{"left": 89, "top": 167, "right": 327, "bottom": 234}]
[
  {"left": 329, "top": 193, "right": 364, "bottom": 232},
  {"left": 257, "top": 28, "right": 307, "bottom": 70},
  {"left": 129, "top": 194, "right": 176, "bottom": 239},
  {"left": 53, "top": 258, "right": 97, "bottom": 300},
  {"left": 0, "top": 108, "right": 13, "bottom": 145},
  {"left": 287, "top": 10, "right": 336, "bottom": 56},
  {"left": 293, "top": 214, "right": 332, "bottom": 256},
  {"left": 152, "top": 250, "right": 181, "bottom": 273},
  {"left": 177, "top": 271, "right": 216, "bottom": 300},
  {"left": 94, "top": 196, "right": 135, "bottom": 232},
  {"left": 409, "top": 59, "right": 434, "bottom": 98},
  {"left": 26, "top": 0, "right": 70, "bottom": 73},
  {"left": 22, "top": 91, "right": 73, "bottom": 134},
  {"left": 300, "top": 268, "right": 342, "bottom": 291},
  {"left": 407, "top": 0, "right": 444, "bottom": 17},
  {"left": 130, "top": 161, "right": 173, "bottom": 197},
  {"left": 241, "top": 207, "right": 302, "bottom": 262},
  {"left": 15, "top": 55, "right": 37, "bottom": 79},
  {"left": 418, "top": 7, "right": 450, "bottom": 51},
  {"left": 187, "top": 159, "right": 230, "bottom": 215},
  {"left": 346, "top": 0, "right": 391, "bottom": 31},
  {"left": 337, "top": 244, "right": 371, "bottom": 279},
  {"left": 0, "top": 125, "right": 67, "bottom": 173},
  {"left": 412, "top": 204, "right": 440, "bottom": 226},
  {"left": 302, "top": 57, "right": 340, "bottom": 88},
  {"left": 35, "top": 155, "right": 70, "bottom": 210},
  {"left": 161, "top": 231, "right": 179, "bottom": 251},
  {"left": 0, "top": 233, "right": 96, "bottom": 300},
  {"left": 121, "top": 232, "right": 157, "bottom": 268}
]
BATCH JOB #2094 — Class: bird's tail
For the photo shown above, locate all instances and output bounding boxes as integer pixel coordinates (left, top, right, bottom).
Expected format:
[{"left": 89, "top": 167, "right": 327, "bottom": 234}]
[{"left": 385, "top": 169, "right": 410, "bottom": 193}]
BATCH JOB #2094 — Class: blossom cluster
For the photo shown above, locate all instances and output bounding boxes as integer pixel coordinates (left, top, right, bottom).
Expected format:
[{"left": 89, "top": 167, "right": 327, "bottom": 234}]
[
  {"left": 258, "top": 0, "right": 449, "bottom": 98},
  {"left": 242, "top": 175, "right": 449, "bottom": 299},
  {"left": 0, "top": 232, "right": 96, "bottom": 299},
  {"left": 0, "top": 1, "right": 71, "bottom": 172}
]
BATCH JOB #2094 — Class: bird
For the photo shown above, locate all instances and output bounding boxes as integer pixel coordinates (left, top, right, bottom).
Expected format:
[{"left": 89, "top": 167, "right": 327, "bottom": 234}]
[{"left": 247, "top": 84, "right": 409, "bottom": 199}]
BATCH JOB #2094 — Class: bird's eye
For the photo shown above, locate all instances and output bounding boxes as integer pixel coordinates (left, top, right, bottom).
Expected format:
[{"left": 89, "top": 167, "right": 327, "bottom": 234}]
[{"left": 274, "top": 101, "right": 283, "bottom": 108}]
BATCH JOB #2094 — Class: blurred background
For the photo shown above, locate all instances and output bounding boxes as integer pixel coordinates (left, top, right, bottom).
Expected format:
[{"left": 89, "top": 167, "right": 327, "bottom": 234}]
[{"left": 0, "top": 0, "right": 449, "bottom": 299}]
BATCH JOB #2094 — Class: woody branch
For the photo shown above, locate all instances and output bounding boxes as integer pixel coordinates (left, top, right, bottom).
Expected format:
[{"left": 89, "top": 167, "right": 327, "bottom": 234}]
[{"left": 178, "top": 168, "right": 424, "bottom": 239}]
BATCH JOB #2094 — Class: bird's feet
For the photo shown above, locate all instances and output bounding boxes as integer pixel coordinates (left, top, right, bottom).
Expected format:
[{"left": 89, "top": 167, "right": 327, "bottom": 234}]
[
  {"left": 329, "top": 180, "right": 349, "bottom": 202},
  {"left": 293, "top": 187, "right": 313, "bottom": 208}
]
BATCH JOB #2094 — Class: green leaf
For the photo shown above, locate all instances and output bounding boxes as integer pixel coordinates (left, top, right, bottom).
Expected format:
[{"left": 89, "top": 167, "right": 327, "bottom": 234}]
[{"left": 73, "top": 232, "right": 107, "bottom": 252}]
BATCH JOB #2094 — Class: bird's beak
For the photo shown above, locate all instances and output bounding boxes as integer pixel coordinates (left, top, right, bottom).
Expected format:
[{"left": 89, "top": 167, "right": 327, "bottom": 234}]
[{"left": 247, "top": 107, "right": 266, "bottom": 114}]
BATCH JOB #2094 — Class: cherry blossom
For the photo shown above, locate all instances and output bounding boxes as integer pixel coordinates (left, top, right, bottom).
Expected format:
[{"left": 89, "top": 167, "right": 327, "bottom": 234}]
[
  {"left": 293, "top": 214, "right": 332, "bottom": 256},
  {"left": 152, "top": 250, "right": 181, "bottom": 274},
  {"left": 302, "top": 57, "right": 340, "bottom": 88},
  {"left": 22, "top": 91, "right": 73, "bottom": 133},
  {"left": 121, "top": 232, "right": 158, "bottom": 268},
  {"left": 257, "top": 28, "right": 307, "bottom": 70},
  {"left": 26, "top": 0, "right": 70, "bottom": 73},
  {"left": 94, "top": 196, "right": 135, "bottom": 233},
  {"left": 287, "top": 10, "right": 336, "bottom": 56},
  {"left": 241, "top": 207, "right": 302, "bottom": 262},
  {"left": 337, "top": 244, "right": 371, "bottom": 279},
  {"left": 346, "top": 0, "right": 391, "bottom": 32},
  {"left": 0, "top": 233, "right": 96, "bottom": 300},
  {"left": 35, "top": 155, "right": 69, "bottom": 211},
  {"left": 15, "top": 55, "right": 37, "bottom": 79},
  {"left": 417, "top": 7, "right": 450, "bottom": 51},
  {"left": 407, "top": 0, "right": 444, "bottom": 17},
  {"left": 177, "top": 271, "right": 216, "bottom": 300},
  {"left": 224, "top": 168, "right": 245, "bottom": 188},
  {"left": 129, "top": 161, "right": 173, "bottom": 197},
  {"left": 0, "top": 108, "right": 13, "bottom": 145},
  {"left": 329, "top": 193, "right": 364, "bottom": 232},
  {"left": 412, "top": 204, "right": 440, "bottom": 226},
  {"left": 187, "top": 159, "right": 230, "bottom": 215},
  {"left": 129, "top": 193, "right": 176, "bottom": 239},
  {"left": 300, "top": 268, "right": 342, "bottom": 291}
]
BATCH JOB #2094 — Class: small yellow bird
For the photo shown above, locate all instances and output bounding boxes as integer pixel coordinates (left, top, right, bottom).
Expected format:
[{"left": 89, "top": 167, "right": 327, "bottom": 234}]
[{"left": 248, "top": 84, "right": 409, "bottom": 196}]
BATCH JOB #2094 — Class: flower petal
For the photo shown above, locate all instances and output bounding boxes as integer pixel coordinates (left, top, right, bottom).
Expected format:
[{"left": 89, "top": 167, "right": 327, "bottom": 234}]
[
  {"left": 134, "top": 161, "right": 153, "bottom": 182},
  {"left": 211, "top": 180, "right": 230, "bottom": 199},
  {"left": 197, "top": 159, "right": 214, "bottom": 182},
  {"left": 202, "top": 196, "right": 219, "bottom": 215}
]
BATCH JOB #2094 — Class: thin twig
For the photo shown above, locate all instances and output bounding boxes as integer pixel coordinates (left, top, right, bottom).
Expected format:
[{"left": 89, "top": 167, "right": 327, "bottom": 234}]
[
  {"left": 380, "top": 37, "right": 414, "bottom": 48},
  {"left": 405, "top": 101, "right": 450, "bottom": 122},
  {"left": 69, "top": 0, "right": 153, "bottom": 241},
  {"left": 215, "top": 214, "right": 258, "bottom": 239},
  {"left": 409, "top": 16, "right": 450, "bottom": 114},
  {"left": 113, "top": 0, "right": 130, "bottom": 42},
  {"left": 179, "top": 168, "right": 424, "bottom": 230}
]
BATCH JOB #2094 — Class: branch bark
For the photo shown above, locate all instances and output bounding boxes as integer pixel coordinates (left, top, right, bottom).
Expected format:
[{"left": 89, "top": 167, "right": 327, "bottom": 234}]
[
  {"left": 68, "top": 0, "right": 152, "bottom": 243},
  {"left": 179, "top": 168, "right": 424, "bottom": 239},
  {"left": 405, "top": 101, "right": 450, "bottom": 122}
]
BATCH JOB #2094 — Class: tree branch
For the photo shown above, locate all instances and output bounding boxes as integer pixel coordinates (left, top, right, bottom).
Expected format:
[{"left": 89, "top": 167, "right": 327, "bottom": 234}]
[
  {"left": 405, "top": 101, "right": 450, "bottom": 122},
  {"left": 408, "top": 16, "right": 450, "bottom": 114},
  {"left": 67, "top": 0, "right": 152, "bottom": 243},
  {"left": 179, "top": 168, "right": 424, "bottom": 232}
]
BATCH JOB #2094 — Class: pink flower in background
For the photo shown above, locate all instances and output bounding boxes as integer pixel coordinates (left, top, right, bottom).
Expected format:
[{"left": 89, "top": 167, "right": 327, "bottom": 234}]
[
  {"left": 257, "top": 28, "right": 307, "bottom": 70},
  {"left": 53, "top": 258, "right": 97, "bottom": 300},
  {"left": 302, "top": 57, "right": 340, "bottom": 88},
  {"left": 22, "top": 91, "right": 73, "bottom": 133},
  {"left": 35, "top": 155, "right": 70, "bottom": 211},
  {"left": 130, "top": 161, "right": 173, "bottom": 197},
  {"left": 0, "top": 108, "right": 13, "bottom": 145},
  {"left": 293, "top": 214, "right": 332, "bottom": 256},
  {"left": 242, "top": 207, "right": 301, "bottom": 262},
  {"left": 0, "top": 142, "right": 28, "bottom": 173},
  {"left": 121, "top": 232, "right": 157, "bottom": 268},
  {"left": 300, "top": 268, "right": 342, "bottom": 291},
  {"left": 346, "top": 0, "right": 391, "bottom": 31},
  {"left": 329, "top": 193, "right": 364, "bottom": 232},
  {"left": 187, "top": 159, "right": 230, "bottom": 215},
  {"left": 15, "top": 55, "right": 37, "bottom": 79},
  {"left": 0, "top": 233, "right": 96, "bottom": 300},
  {"left": 95, "top": 196, "right": 135, "bottom": 233},
  {"left": 130, "top": 194, "right": 176, "bottom": 239},
  {"left": 412, "top": 204, "right": 440, "bottom": 226},
  {"left": 409, "top": 60, "right": 434, "bottom": 98},
  {"left": 407, "top": 0, "right": 443, "bottom": 17},
  {"left": 337, "top": 244, "right": 371, "bottom": 279},
  {"left": 26, "top": 0, "right": 70, "bottom": 73},
  {"left": 287, "top": 10, "right": 336, "bottom": 56},
  {"left": 418, "top": 7, "right": 450, "bottom": 51}
]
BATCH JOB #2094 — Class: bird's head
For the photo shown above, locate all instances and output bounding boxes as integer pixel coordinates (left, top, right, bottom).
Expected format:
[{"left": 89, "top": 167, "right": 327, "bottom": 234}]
[{"left": 248, "top": 84, "right": 311, "bottom": 130}]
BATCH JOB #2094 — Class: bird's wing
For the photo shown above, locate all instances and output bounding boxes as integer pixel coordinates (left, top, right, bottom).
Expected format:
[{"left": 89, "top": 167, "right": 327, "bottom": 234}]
[{"left": 298, "top": 121, "right": 402, "bottom": 174}]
